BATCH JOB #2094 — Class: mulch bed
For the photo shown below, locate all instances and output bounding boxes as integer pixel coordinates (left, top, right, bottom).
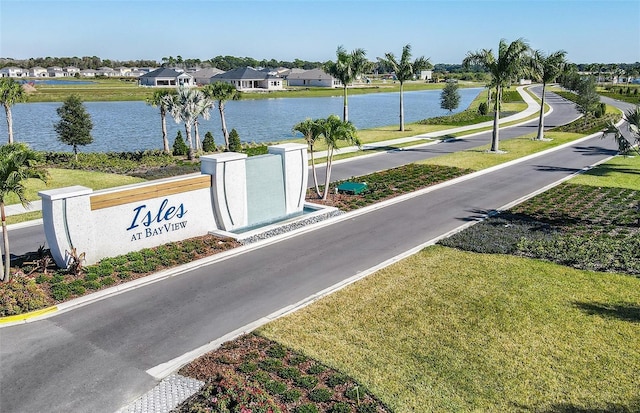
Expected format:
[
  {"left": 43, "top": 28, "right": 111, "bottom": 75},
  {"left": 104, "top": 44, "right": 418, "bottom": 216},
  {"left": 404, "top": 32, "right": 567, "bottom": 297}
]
[{"left": 177, "top": 333, "right": 390, "bottom": 412}]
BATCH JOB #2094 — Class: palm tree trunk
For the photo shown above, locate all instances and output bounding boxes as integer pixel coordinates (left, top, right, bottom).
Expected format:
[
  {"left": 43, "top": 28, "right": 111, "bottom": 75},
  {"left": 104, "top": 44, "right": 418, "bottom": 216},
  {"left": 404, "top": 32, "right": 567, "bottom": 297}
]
[
  {"left": 1, "top": 203, "right": 10, "bottom": 282},
  {"left": 322, "top": 148, "right": 334, "bottom": 200},
  {"left": 161, "top": 109, "right": 169, "bottom": 153},
  {"left": 399, "top": 82, "right": 405, "bottom": 131},
  {"left": 5, "top": 106, "right": 13, "bottom": 144},
  {"left": 219, "top": 104, "right": 230, "bottom": 150},
  {"left": 309, "top": 146, "right": 321, "bottom": 198},
  {"left": 194, "top": 119, "right": 201, "bottom": 151},
  {"left": 490, "top": 86, "right": 501, "bottom": 152},
  {"left": 343, "top": 86, "right": 349, "bottom": 122},
  {"left": 185, "top": 124, "right": 194, "bottom": 160},
  {"left": 535, "top": 83, "right": 547, "bottom": 140}
]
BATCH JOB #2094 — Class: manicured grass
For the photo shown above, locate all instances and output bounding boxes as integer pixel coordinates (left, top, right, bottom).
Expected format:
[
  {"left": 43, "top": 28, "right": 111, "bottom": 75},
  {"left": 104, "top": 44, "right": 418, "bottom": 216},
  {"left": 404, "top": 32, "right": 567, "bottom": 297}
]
[
  {"left": 3, "top": 168, "right": 145, "bottom": 205},
  {"left": 5, "top": 211, "right": 43, "bottom": 226},
  {"left": 418, "top": 132, "right": 584, "bottom": 171},
  {"left": 259, "top": 245, "right": 640, "bottom": 412},
  {"left": 572, "top": 155, "right": 640, "bottom": 190}
]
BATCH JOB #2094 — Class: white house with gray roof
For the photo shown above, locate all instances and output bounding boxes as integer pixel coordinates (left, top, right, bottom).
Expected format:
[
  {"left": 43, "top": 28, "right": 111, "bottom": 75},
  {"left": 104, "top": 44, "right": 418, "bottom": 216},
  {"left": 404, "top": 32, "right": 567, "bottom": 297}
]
[
  {"left": 211, "top": 66, "right": 283, "bottom": 91},
  {"left": 138, "top": 67, "right": 194, "bottom": 87},
  {"left": 286, "top": 68, "right": 340, "bottom": 88}
]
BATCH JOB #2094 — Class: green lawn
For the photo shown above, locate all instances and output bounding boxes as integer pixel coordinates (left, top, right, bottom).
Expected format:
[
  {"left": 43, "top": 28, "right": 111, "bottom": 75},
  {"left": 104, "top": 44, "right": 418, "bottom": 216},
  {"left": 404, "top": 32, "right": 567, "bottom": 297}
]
[
  {"left": 419, "top": 132, "right": 585, "bottom": 171},
  {"left": 259, "top": 246, "right": 640, "bottom": 412},
  {"left": 572, "top": 155, "right": 640, "bottom": 190}
]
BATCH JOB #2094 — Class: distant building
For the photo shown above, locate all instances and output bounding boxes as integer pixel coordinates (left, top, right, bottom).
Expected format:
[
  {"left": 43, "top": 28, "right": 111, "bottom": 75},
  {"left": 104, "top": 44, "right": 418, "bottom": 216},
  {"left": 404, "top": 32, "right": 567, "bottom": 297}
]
[
  {"left": 0, "top": 67, "right": 26, "bottom": 77},
  {"left": 286, "top": 68, "right": 340, "bottom": 88},
  {"left": 192, "top": 67, "right": 225, "bottom": 85},
  {"left": 211, "top": 66, "right": 283, "bottom": 91},
  {"left": 138, "top": 67, "right": 194, "bottom": 87}
]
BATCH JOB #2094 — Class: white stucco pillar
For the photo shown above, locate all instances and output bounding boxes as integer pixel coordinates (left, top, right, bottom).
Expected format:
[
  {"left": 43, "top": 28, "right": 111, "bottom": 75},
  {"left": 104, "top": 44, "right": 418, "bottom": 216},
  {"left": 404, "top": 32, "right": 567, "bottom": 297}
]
[
  {"left": 201, "top": 152, "right": 248, "bottom": 231},
  {"left": 39, "top": 186, "right": 94, "bottom": 268},
  {"left": 268, "top": 143, "right": 308, "bottom": 215}
]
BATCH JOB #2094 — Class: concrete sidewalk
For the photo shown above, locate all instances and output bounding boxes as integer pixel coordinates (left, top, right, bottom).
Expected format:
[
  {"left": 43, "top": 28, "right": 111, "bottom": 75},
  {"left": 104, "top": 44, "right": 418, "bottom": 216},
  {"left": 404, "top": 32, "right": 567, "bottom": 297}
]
[{"left": 4, "top": 85, "right": 541, "bottom": 219}]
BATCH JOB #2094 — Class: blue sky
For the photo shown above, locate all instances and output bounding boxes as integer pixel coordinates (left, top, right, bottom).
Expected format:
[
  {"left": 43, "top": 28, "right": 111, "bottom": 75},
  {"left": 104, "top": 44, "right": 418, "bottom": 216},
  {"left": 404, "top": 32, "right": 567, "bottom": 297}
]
[{"left": 1, "top": 0, "right": 638, "bottom": 64}]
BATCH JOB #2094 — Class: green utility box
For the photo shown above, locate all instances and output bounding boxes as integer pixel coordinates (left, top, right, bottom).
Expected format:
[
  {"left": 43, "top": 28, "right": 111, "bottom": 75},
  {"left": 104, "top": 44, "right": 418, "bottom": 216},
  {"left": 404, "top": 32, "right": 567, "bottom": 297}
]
[{"left": 337, "top": 182, "right": 368, "bottom": 195}]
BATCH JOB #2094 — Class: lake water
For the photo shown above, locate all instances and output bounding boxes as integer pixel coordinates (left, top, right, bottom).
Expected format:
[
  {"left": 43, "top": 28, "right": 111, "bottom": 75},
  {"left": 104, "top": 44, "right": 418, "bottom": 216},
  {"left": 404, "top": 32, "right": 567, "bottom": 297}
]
[{"left": 1, "top": 88, "right": 482, "bottom": 152}]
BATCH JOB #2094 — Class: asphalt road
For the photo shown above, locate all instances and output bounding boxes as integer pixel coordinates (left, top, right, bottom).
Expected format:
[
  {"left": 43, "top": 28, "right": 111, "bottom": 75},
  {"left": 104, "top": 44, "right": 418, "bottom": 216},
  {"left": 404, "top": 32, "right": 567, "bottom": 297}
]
[{"left": 0, "top": 90, "right": 634, "bottom": 413}]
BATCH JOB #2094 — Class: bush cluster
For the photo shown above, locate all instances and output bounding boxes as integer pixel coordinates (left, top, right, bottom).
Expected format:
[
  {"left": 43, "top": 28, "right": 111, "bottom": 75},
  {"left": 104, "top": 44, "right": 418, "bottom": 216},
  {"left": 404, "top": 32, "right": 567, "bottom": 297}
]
[
  {"left": 0, "top": 276, "right": 52, "bottom": 317},
  {"left": 43, "top": 149, "right": 176, "bottom": 174},
  {"left": 439, "top": 183, "right": 640, "bottom": 275}
]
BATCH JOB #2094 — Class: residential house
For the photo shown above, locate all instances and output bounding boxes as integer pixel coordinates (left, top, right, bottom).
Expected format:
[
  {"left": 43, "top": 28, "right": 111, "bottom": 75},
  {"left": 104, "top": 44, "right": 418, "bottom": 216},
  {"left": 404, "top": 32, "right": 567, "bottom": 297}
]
[
  {"left": 80, "top": 69, "right": 97, "bottom": 77},
  {"left": 64, "top": 66, "right": 80, "bottom": 77},
  {"left": 97, "top": 67, "right": 116, "bottom": 77},
  {"left": 137, "top": 67, "right": 194, "bottom": 87},
  {"left": 29, "top": 66, "right": 48, "bottom": 77},
  {"left": 286, "top": 68, "right": 340, "bottom": 88},
  {"left": 192, "top": 67, "right": 225, "bottom": 85},
  {"left": 0, "top": 67, "right": 27, "bottom": 77},
  {"left": 211, "top": 66, "right": 283, "bottom": 91},
  {"left": 419, "top": 70, "right": 433, "bottom": 81},
  {"left": 47, "top": 66, "right": 65, "bottom": 77}
]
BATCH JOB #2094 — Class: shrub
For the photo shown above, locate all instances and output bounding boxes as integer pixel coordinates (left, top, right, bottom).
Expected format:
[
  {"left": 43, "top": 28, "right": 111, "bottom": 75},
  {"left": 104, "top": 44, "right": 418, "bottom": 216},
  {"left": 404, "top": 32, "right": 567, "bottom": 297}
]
[
  {"left": 307, "top": 363, "right": 326, "bottom": 374},
  {"left": 281, "top": 388, "right": 302, "bottom": 403},
  {"left": 68, "top": 279, "right": 86, "bottom": 295},
  {"left": 202, "top": 131, "right": 216, "bottom": 152},
  {"left": 237, "top": 361, "right": 258, "bottom": 374},
  {"left": 294, "top": 375, "right": 318, "bottom": 389},
  {"left": 308, "top": 387, "right": 333, "bottom": 402},
  {"left": 0, "top": 276, "right": 51, "bottom": 316},
  {"left": 259, "top": 358, "right": 283, "bottom": 372},
  {"left": 294, "top": 404, "right": 318, "bottom": 413},
  {"left": 100, "top": 276, "right": 115, "bottom": 287},
  {"left": 50, "top": 282, "right": 70, "bottom": 301},
  {"left": 289, "top": 354, "right": 308, "bottom": 365},
  {"left": 173, "top": 131, "right": 188, "bottom": 156},
  {"left": 356, "top": 403, "right": 378, "bottom": 413},
  {"left": 266, "top": 343, "right": 287, "bottom": 358},
  {"left": 330, "top": 402, "right": 351, "bottom": 413},
  {"left": 345, "top": 385, "right": 368, "bottom": 401},
  {"left": 264, "top": 379, "right": 286, "bottom": 395},
  {"left": 228, "top": 128, "right": 241, "bottom": 152},
  {"left": 278, "top": 366, "right": 301, "bottom": 380},
  {"left": 181, "top": 372, "right": 282, "bottom": 413},
  {"left": 326, "top": 373, "right": 349, "bottom": 388},
  {"left": 478, "top": 101, "right": 488, "bottom": 115}
]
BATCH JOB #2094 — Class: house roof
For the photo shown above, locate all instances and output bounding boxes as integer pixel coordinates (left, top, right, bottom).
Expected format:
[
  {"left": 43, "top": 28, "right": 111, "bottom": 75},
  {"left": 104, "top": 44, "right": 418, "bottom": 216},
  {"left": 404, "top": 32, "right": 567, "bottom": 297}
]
[
  {"left": 212, "top": 66, "right": 269, "bottom": 80},
  {"left": 192, "top": 67, "right": 224, "bottom": 78},
  {"left": 286, "top": 68, "right": 333, "bottom": 80},
  {"left": 139, "top": 67, "right": 183, "bottom": 79}
]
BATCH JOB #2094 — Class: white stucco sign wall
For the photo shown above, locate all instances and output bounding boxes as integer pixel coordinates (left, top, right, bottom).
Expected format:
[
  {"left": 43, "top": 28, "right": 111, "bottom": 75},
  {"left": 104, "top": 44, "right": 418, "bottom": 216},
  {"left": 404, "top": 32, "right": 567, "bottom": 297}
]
[{"left": 39, "top": 143, "right": 308, "bottom": 268}]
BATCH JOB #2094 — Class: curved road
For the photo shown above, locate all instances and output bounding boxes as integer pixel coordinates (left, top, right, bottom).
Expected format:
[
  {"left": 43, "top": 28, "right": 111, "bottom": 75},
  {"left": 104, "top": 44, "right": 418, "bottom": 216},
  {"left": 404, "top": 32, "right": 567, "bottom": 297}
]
[{"left": 0, "top": 89, "right": 635, "bottom": 413}]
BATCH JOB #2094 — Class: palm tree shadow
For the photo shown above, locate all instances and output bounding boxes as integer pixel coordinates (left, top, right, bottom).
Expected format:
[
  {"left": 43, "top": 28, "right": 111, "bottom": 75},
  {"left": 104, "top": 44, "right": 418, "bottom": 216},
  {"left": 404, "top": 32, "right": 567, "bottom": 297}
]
[
  {"left": 537, "top": 403, "right": 639, "bottom": 412},
  {"left": 573, "top": 302, "right": 640, "bottom": 323}
]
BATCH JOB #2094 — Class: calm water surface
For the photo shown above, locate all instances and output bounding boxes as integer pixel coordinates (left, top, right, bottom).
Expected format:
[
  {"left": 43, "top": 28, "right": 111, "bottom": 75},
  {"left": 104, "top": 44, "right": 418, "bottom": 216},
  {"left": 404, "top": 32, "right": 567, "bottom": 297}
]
[{"left": 2, "top": 88, "right": 482, "bottom": 152}]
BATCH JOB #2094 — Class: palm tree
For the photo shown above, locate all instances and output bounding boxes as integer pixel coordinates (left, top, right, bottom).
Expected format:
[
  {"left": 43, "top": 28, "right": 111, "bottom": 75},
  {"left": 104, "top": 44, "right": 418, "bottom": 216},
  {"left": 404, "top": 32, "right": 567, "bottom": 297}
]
[
  {"left": 463, "top": 38, "right": 530, "bottom": 152},
  {"left": 145, "top": 88, "right": 175, "bottom": 153},
  {"left": 316, "top": 115, "right": 361, "bottom": 200},
  {"left": 193, "top": 95, "right": 214, "bottom": 152},
  {"left": 528, "top": 49, "right": 567, "bottom": 140},
  {"left": 293, "top": 118, "right": 323, "bottom": 198},
  {"left": 378, "top": 44, "right": 430, "bottom": 131},
  {"left": 324, "top": 46, "right": 369, "bottom": 122},
  {"left": 603, "top": 106, "right": 640, "bottom": 156},
  {"left": 202, "top": 82, "right": 241, "bottom": 150},
  {"left": 0, "top": 143, "right": 48, "bottom": 281},
  {"left": 0, "top": 78, "right": 27, "bottom": 143},
  {"left": 163, "top": 86, "right": 208, "bottom": 160}
]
